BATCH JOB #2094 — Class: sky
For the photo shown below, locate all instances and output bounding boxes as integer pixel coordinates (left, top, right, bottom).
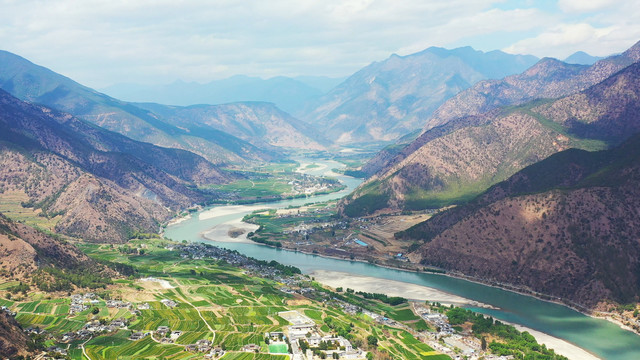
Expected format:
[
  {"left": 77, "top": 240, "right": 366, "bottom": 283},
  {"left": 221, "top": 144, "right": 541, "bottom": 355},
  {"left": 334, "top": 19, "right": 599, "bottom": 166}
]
[{"left": 1, "top": 0, "right": 639, "bottom": 88}]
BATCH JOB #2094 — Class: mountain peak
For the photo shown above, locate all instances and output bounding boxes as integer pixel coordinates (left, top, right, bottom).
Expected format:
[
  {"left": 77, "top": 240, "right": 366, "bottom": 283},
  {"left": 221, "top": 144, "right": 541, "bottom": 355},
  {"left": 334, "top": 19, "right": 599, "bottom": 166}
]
[
  {"left": 622, "top": 39, "right": 640, "bottom": 61},
  {"left": 522, "top": 57, "right": 585, "bottom": 77},
  {"left": 564, "top": 51, "right": 603, "bottom": 65}
]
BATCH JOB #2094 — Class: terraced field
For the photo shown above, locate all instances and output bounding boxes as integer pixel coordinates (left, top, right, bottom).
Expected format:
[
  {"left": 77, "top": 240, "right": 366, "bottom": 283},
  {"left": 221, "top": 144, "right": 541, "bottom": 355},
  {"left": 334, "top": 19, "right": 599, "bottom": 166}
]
[{"left": 6, "top": 239, "right": 451, "bottom": 359}]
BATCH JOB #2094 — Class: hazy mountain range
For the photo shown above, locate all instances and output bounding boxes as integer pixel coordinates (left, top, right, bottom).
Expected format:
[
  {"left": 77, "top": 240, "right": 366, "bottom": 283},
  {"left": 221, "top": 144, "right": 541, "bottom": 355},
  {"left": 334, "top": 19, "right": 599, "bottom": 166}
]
[
  {"left": 564, "top": 51, "right": 605, "bottom": 65},
  {"left": 298, "top": 46, "right": 539, "bottom": 144},
  {"left": 343, "top": 40, "right": 640, "bottom": 216},
  {"left": 0, "top": 51, "right": 322, "bottom": 164},
  {"left": 0, "top": 89, "right": 230, "bottom": 242},
  {"left": 101, "top": 75, "right": 345, "bottom": 114}
]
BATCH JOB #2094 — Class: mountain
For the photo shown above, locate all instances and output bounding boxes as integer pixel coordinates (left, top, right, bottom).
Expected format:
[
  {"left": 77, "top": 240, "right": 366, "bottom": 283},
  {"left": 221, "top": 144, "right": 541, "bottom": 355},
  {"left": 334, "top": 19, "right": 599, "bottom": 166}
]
[
  {"left": 0, "top": 310, "right": 29, "bottom": 359},
  {"left": 0, "top": 211, "right": 116, "bottom": 357},
  {"left": 0, "top": 50, "right": 281, "bottom": 164},
  {"left": 101, "top": 75, "right": 345, "bottom": 114},
  {"left": 426, "top": 41, "right": 640, "bottom": 130},
  {"left": 340, "top": 58, "right": 640, "bottom": 217},
  {"left": 135, "top": 101, "right": 328, "bottom": 151},
  {"left": 359, "top": 42, "right": 640, "bottom": 179},
  {"left": 0, "top": 89, "right": 230, "bottom": 242},
  {"left": 0, "top": 213, "right": 101, "bottom": 280},
  {"left": 293, "top": 75, "right": 346, "bottom": 94},
  {"left": 300, "top": 46, "right": 538, "bottom": 144},
  {"left": 564, "top": 51, "right": 605, "bottom": 65},
  {"left": 398, "top": 133, "right": 640, "bottom": 308}
]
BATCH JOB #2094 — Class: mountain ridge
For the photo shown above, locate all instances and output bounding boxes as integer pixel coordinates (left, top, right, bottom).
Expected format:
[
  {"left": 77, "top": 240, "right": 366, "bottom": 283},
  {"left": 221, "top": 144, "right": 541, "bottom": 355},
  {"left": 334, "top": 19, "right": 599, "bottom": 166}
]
[
  {"left": 101, "top": 74, "right": 345, "bottom": 114},
  {"left": 0, "top": 50, "right": 313, "bottom": 164},
  {"left": 299, "top": 46, "right": 539, "bottom": 144},
  {"left": 0, "top": 89, "right": 229, "bottom": 242},
  {"left": 343, "top": 41, "right": 640, "bottom": 215},
  {"left": 398, "top": 133, "right": 640, "bottom": 307}
]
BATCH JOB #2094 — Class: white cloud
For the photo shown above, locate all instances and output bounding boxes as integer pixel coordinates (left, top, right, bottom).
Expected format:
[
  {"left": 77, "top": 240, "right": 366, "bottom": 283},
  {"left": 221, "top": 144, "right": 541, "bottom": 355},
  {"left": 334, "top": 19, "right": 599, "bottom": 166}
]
[
  {"left": 503, "top": 1, "right": 640, "bottom": 59},
  {"left": 503, "top": 23, "right": 614, "bottom": 58},
  {"left": 557, "top": 0, "right": 622, "bottom": 13},
  {"left": 0, "top": 0, "right": 638, "bottom": 88}
]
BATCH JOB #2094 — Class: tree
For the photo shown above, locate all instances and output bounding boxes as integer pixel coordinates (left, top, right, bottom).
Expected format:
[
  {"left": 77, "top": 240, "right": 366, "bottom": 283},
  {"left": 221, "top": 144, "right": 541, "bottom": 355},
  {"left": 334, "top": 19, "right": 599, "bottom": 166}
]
[
  {"left": 91, "top": 307, "right": 100, "bottom": 315},
  {"left": 299, "top": 340, "right": 309, "bottom": 352},
  {"left": 367, "top": 335, "right": 378, "bottom": 347},
  {"left": 481, "top": 336, "right": 487, "bottom": 350}
]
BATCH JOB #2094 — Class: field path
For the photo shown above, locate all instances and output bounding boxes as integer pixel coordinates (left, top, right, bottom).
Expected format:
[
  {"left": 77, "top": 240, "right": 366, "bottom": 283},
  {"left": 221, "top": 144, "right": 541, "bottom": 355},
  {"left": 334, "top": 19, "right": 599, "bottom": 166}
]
[
  {"left": 185, "top": 297, "right": 215, "bottom": 342},
  {"left": 171, "top": 279, "right": 216, "bottom": 343},
  {"left": 81, "top": 339, "right": 92, "bottom": 360}
]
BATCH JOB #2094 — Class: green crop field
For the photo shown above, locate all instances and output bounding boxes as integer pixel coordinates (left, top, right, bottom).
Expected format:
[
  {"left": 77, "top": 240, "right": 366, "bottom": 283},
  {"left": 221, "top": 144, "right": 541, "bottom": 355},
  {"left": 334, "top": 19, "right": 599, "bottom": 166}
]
[
  {"left": 268, "top": 343, "right": 288, "bottom": 354},
  {"left": 3, "top": 238, "right": 455, "bottom": 360}
]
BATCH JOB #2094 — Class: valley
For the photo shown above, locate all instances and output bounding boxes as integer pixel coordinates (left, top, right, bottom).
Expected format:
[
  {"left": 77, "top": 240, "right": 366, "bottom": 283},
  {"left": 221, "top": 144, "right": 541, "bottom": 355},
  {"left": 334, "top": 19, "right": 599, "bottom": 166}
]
[{"left": 2, "top": 22, "right": 640, "bottom": 360}]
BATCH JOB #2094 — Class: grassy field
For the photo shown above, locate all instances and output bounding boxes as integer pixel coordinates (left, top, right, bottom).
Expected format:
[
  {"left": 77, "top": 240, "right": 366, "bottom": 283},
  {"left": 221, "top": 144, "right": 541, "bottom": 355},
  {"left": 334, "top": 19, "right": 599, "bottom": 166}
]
[
  {"left": 0, "top": 191, "right": 61, "bottom": 231},
  {"left": 5, "top": 238, "right": 451, "bottom": 360}
]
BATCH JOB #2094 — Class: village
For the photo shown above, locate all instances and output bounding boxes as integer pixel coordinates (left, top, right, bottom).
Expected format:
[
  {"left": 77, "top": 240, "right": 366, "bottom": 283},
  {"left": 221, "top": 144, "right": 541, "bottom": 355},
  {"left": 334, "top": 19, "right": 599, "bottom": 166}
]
[{"left": 12, "top": 240, "right": 529, "bottom": 360}]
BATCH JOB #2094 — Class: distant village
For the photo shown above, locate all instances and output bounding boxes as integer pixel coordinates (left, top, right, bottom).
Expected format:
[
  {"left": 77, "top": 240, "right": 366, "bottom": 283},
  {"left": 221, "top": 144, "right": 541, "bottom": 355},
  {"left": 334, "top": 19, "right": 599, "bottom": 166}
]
[{"left": 17, "top": 242, "right": 518, "bottom": 360}]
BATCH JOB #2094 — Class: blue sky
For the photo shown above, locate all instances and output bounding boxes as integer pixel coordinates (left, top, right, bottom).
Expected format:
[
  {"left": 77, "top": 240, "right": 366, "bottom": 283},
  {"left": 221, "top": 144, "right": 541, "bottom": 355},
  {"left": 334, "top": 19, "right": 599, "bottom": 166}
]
[{"left": 1, "top": 0, "right": 638, "bottom": 88}]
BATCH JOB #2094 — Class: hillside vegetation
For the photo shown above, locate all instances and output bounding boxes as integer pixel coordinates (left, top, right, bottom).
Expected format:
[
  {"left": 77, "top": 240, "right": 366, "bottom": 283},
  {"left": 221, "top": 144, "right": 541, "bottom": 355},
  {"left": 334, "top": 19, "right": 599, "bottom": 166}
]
[
  {"left": 341, "top": 45, "right": 640, "bottom": 217},
  {"left": 0, "top": 90, "right": 229, "bottom": 242},
  {"left": 399, "top": 133, "right": 640, "bottom": 307}
]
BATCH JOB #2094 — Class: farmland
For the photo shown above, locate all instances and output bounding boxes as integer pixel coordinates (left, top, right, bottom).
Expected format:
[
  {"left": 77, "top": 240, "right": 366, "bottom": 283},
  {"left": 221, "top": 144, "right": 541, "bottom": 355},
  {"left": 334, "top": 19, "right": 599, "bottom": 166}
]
[{"left": 5, "top": 239, "right": 452, "bottom": 359}]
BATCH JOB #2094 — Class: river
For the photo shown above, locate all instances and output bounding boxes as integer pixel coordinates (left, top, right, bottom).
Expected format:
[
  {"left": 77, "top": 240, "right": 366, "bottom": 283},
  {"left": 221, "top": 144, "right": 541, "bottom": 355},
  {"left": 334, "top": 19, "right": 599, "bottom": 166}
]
[{"left": 165, "top": 159, "right": 640, "bottom": 360}]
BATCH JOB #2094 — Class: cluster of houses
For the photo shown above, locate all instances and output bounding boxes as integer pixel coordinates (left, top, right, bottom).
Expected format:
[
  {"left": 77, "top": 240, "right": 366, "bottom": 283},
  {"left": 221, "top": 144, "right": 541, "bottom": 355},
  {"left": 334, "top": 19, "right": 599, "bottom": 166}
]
[
  {"left": 278, "top": 311, "right": 366, "bottom": 360},
  {"left": 61, "top": 318, "right": 128, "bottom": 342},
  {"left": 69, "top": 293, "right": 97, "bottom": 314},
  {"left": 106, "top": 299, "right": 133, "bottom": 309},
  {"left": 44, "top": 346, "right": 68, "bottom": 358},
  {"left": 176, "top": 243, "right": 251, "bottom": 266},
  {"left": 175, "top": 243, "right": 300, "bottom": 281},
  {"left": 419, "top": 311, "right": 455, "bottom": 336},
  {"left": 126, "top": 325, "right": 225, "bottom": 358},
  {"left": 185, "top": 339, "right": 213, "bottom": 352},
  {"left": 160, "top": 298, "right": 179, "bottom": 308}
]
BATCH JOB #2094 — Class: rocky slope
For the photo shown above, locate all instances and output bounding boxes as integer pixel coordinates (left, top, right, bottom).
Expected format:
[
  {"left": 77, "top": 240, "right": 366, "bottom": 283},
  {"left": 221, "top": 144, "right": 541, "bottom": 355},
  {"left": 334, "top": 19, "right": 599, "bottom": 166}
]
[
  {"left": 342, "top": 43, "right": 640, "bottom": 216},
  {"left": 0, "top": 213, "right": 98, "bottom": 278},
  {"left": 0, "top": 311, "right": 30, "bottom": 359},
  {"left": 359, "top": 41, "right": 640, "bottom": 177},
  {"left": 0, "top": 212, "right": 113, "bottom": 357},
  {"left": 300, "top": 46, "right": 538, "bottom": 144},
  {"left": 0, "top": 50, "right": 282, "bottom": 164},
  {"left": 427, "top": 40, "right": 640, "bottom": 130},
  {"left": 137, "top": 101, "right": 328, "bottom": 151},
  {"left": 398, "top": 134, "right": 640, "bottom": 308},
  {"left": 0, "top": 90, "right": 229, "bottom": 242}
]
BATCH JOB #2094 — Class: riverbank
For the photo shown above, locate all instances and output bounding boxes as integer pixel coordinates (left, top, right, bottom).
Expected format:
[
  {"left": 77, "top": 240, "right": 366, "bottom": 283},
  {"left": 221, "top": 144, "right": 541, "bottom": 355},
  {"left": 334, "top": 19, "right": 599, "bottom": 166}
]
[
  {"left": 190, "top": 207, "right": 640, "bottom": 343},
  {"left": 309, "top": 270, "right": 488, "bottom": 308},
  {"left": 162, "top": 157, "right": 640, "bottom": 360},
  {"left": 202, "top": 219, "right": 259, "bottom": 244},
  {"left": 309, "top": 270, "right": 600, "bottom": 360}
]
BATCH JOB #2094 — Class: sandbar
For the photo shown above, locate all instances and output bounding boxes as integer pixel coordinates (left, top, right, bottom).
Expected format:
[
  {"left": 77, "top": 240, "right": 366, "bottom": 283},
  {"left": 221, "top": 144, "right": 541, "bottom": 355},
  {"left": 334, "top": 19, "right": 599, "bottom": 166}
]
[
  {"left": 202, "top": 219, "right": 259, "bottom": 244},
  {"left": 308, "top": 270, "right": 599, "bottom": 360},
  {"left": 199, "top": 204, "right": 270, "bottom": 220}
]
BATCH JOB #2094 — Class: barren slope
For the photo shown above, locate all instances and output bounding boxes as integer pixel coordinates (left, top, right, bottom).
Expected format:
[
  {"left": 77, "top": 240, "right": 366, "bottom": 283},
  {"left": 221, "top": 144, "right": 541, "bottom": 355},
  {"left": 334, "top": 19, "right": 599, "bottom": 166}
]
[
  {"left": 399, "top": 134, "right": 640, "bottom": 308},
  {"left": 342, "top": 56, "right": 640, "bottom": 216}
]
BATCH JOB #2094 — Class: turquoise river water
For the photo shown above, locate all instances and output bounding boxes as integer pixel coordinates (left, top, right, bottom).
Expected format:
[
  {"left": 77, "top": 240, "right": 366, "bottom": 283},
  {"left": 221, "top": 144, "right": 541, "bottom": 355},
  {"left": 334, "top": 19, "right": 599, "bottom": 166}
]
[{"left": 165, "top": 159, "right": 640, "bottom": 360}]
